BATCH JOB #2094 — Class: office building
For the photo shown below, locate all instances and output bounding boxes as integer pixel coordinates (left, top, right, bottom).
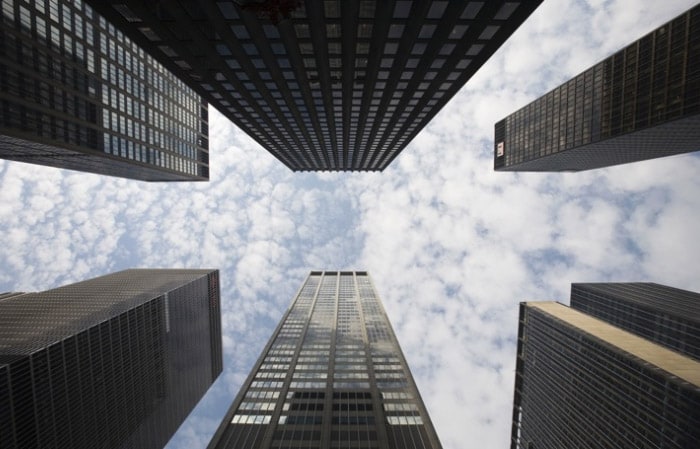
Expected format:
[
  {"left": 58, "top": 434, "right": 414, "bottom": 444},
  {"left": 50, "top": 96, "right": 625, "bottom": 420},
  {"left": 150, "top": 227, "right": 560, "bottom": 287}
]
[
  {"left": 88, "top": 1, "right": 541, "bottom": 171},
  {"left": 495, "top": 5, "right": 700, "bottom": 171},
  {"left": 0, "top": 269, "right": 222, "bottom": 449},
  {"left": 0, "top": 0, "right": 209, "bottom": 181},
  {"left": 208, "top": 271, "right": 442, "bottom": 449},
  {"left": 570, "top": 282, "right": 700, "bottom": 360},
  {"left": 510, "top": 294, "right": 700, "bottom": 448}
]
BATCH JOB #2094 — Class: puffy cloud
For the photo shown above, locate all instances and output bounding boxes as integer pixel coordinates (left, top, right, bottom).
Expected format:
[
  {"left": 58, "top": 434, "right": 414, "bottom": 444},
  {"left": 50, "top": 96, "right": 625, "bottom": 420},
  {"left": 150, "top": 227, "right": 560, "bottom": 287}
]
[{"left": 0, "top": 1, "right": 698, "bottom": 449}]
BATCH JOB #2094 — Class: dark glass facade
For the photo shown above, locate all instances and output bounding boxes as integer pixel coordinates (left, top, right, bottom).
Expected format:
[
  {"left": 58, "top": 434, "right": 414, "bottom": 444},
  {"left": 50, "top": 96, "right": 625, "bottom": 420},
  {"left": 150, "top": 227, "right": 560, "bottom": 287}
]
[
  {"left": 0, "top": 269, "right": 223, "bottom": 449},
  {"left": 208, "top": 271, "right": 442, "bottom": 449},
  {"left": 570, "top": 282, "right": 700, "bottom": 361},
  {"left": 495, "top": 5, "right": 700, "bottom": 171},
  {"left": 0, "top": 0, "right": 209, "bottom": 181},
  {"left": 87, "top": 1, "right": 541, "bottom": 171},
  {"left": 511, "top": 301, "right": 700, "bottom": 449}
]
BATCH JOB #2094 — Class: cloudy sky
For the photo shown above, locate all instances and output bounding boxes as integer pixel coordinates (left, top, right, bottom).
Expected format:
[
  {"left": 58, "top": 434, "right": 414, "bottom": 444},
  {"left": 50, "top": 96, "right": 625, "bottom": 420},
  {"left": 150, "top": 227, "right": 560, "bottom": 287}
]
[{"left": 2, "top": 0, "right": 699, "bottom": 448}]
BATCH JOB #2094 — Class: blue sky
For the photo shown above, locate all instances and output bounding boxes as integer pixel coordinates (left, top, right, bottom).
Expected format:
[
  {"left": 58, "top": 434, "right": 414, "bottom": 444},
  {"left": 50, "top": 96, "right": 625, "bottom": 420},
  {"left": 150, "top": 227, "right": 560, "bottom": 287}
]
[{"left": 1, "top": 1, "right": 700, "bottom": 448}]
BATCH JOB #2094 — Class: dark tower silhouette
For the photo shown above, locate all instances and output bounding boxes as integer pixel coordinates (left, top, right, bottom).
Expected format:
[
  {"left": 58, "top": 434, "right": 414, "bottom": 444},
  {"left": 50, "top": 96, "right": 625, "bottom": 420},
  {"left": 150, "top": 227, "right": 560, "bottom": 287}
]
[
  {"left": 0, "top": 0, "right": 209, "bottom": 181},
  {"left": 495, "top": 5, "right": 700, "bottom": 171},
  {"left": 510, "top": 283, "right": 700, "bottom": 449},
  {"left": 86, "top": 1, "right": 542, "bottom": 171},
  {"left": 0, "top": 269, "right": 222, "bottom": 449}
]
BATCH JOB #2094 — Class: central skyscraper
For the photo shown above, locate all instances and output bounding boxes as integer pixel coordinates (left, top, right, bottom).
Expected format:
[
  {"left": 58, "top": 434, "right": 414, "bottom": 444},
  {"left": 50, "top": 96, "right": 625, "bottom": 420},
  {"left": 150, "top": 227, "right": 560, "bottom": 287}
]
[
  {"left": 208, "top": 271, "right": 442, "bottom": 449},
  {"left": 86, "top": 1, "right": 541, "bottom": 171},
  {"left": 0, "top": 269, "right": 222, "bottom": 449}
]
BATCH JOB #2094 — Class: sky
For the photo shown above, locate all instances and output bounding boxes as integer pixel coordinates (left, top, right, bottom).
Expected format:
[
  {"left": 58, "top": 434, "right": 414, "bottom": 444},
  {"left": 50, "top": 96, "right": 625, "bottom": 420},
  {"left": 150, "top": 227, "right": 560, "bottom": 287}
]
[{"left": 1, "top": 0, "right": 699, "bottom": 448}]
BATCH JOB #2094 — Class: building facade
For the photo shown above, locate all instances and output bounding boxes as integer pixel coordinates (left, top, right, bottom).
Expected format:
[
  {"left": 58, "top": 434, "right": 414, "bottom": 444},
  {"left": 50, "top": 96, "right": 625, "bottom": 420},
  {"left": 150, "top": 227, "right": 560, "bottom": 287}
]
[
  {"left": 511, "top": 299, "right": 700, "bottom": 449},
  {"left": 87, "top": 1, "right": 541, "bottom": 171},
  {"left": 0, "top": 269, "right": 222, "bottom": 449},
  {"left": 570, "top": 282, "right": 700, "bottom": 360},
  {"left": 208, "top": 271, "right": 442, "bottom": 449},
  {"left": 0, "top": 0, "right": 209, "bottom": 181},
  {"left": 495, "top": 5, "right": 700, "bottom": 171}
]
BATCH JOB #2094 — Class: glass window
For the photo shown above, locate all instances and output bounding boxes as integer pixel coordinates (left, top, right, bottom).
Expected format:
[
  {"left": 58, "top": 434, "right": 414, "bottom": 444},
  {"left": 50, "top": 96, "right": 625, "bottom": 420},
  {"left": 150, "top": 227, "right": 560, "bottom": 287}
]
[
  {"left": 450, "top": 24, "right": 469, "bottom": 39},
  {"left": 217, "top": 2, "right": 238, "bottom": 19},
  {"left": 358, "top": 1, "right": 375, "bottom": 18},
  {"left": 216, "top": 44, "right": 231, "bottom": 56},
  {"left": 357, "top": 23, "right": 372, "bottom": 38},
  {"left": 328, "top": 42, "right": 341, "bottom": 54},
  {"left": 466, "top": 44, "right": 483, "bottom": 56},
  {"left": 427, "top": 2, "right": 447, "bottom": 19},
  {"left": 231, "top": 25, "right": 249, "bottom": 39},
  {"left": 380, "top": 58, "right": 394, "bottom": 68},
  {"left": 295, "top": 24, "right": 310, "bottom": 38},
  {"left": 419, "top": 24, "right": 436, "bottom": 39},
  {"left": 324, "top": 1, "right": 339, "bottom": 18},
  {"left": 456, "top": 59, "right": 471, "bottom": 69},
  {"left": 242, "top": 43, "right": 258, "bottom": 55},
  {"left": 495, "top": 3, "right": 519, "bottom": 20},
  {"left": 393, "top": 1, "right": 412, "bottom": 19},
  {"left": 388, "top": 24, "right": 404, "bottom": 39},
  {"left": 271, "top": 43, "right": 285, "bottom": 55},
  {"left": 411, "top": 43, "right": 426, "bottom": 55},
  {"left": 461, "top": 2, "right": 483, "bottom": 19},
  {"left": 479, "top": 25, "right": 500, "bottom": 40}
]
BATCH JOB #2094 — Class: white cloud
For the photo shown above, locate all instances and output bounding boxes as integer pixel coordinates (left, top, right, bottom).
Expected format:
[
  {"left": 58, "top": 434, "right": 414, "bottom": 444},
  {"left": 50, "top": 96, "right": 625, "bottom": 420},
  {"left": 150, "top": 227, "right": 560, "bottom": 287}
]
[{"left": 0, "top": 1, "right": 698, "bottom": 449}]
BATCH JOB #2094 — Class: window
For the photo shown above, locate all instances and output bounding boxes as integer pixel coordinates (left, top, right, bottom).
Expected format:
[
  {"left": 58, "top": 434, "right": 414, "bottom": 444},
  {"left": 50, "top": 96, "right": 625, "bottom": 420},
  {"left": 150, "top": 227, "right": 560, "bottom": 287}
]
[
  {"left": 216, "top": 44, "right": 231, "bottom": 56},
  {"left": 387, "top": 416, "right": 423, "bottom": 425},
  {"left": 388, "top": 24, "right": 404, "bottom": 38},
  {"left": 427, "top": 2, "right": 447, "bottom": 19},
  {"left": 231, "top": 25, "right": 249, "bottom": 39},
  {"left": 393, "top": 1, "right": 412, "bottom": 19},
  {"left": 357, "top": 23, "right": 372, "bottom": 38},
  {"left": 358, "top": 1, "right": 375, "bottom": 18},
  {"left": 461, "top": 3, "right": 483, "bottom": 19},
  {"left": 479, "top": 25, "right": 500, "bottom": 40},
  {"left": 419, "top": 24, "right": 436, "bottom": 39},
  {"left": 440, "top": 43, "right": 455, "bottom": 55},
  {"left": 242, "top": 43, "right": 258, "bottom": 55},
  {"left": 295, "top": 24, "right": 310, "bottom": 38},
  {"left": 495, "top": 3, "right": 519, "bottom": 20},
  {"left": 466, "top": 44, "right": 483, "bottom": 56},
  {"left": 231, "top": 414, "right": 271, "bottom": 425},
  {"left": 411, "top": 43, "right": 426, "bottom": 55},
  {"left": 324, "top": 1, "right": 339, "bottom": 18}
]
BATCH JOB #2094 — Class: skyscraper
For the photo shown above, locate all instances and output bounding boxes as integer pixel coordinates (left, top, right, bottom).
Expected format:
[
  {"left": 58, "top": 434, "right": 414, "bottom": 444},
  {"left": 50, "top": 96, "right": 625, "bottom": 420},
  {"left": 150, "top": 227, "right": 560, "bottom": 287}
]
[
  {"left": 0, "top": 269, "right": 222, "bottom": 449},
  {"left": 87, "top": 1, "right": 541, "bottom": 171},
  {"left": 510, "top": 286, "right": 700, "bottom": 449},
  {"left": 0, "top": 0, "right": 210, "bottom": 181},
  {"left": 495, "top": 4, "right": 700, "bottom": 172},
  {"left": 570, "top": 282, "right": 700, "bottom": 360},
  {"left": 208, "top": 271, "right": 442, "bottom": 449}
]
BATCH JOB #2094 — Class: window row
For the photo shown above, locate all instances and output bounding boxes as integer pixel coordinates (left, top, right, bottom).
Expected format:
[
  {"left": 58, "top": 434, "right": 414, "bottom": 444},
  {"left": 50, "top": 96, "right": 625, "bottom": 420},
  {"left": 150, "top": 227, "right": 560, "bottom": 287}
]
[
  {"left": 231, "top": 414, "right": 271, "bottom": 425},
  {"left": 387, "top": 416, "right": 423, "bottom": 426}
]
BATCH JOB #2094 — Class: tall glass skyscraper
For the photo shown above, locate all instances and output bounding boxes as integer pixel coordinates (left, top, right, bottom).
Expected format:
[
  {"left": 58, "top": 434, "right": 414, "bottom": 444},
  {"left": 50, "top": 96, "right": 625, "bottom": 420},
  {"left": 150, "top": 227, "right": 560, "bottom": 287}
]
[
  {"left": 495, "top": 5, "right": 700, "bottom": 171},
  {"left": 0, "top": 0, "right": 209, "bottom": 181},
  {"left": 0, "top": 269, "right": 222, "bottom": 449},
  {"left": 86, "top": 1, "right": 541, "bottom": 171},
  {"left": 208, "top": 271, "right": 442, "bottom": 449},
  {"left": 510, "top": 284, "right": 700, "bottom": 449}
]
